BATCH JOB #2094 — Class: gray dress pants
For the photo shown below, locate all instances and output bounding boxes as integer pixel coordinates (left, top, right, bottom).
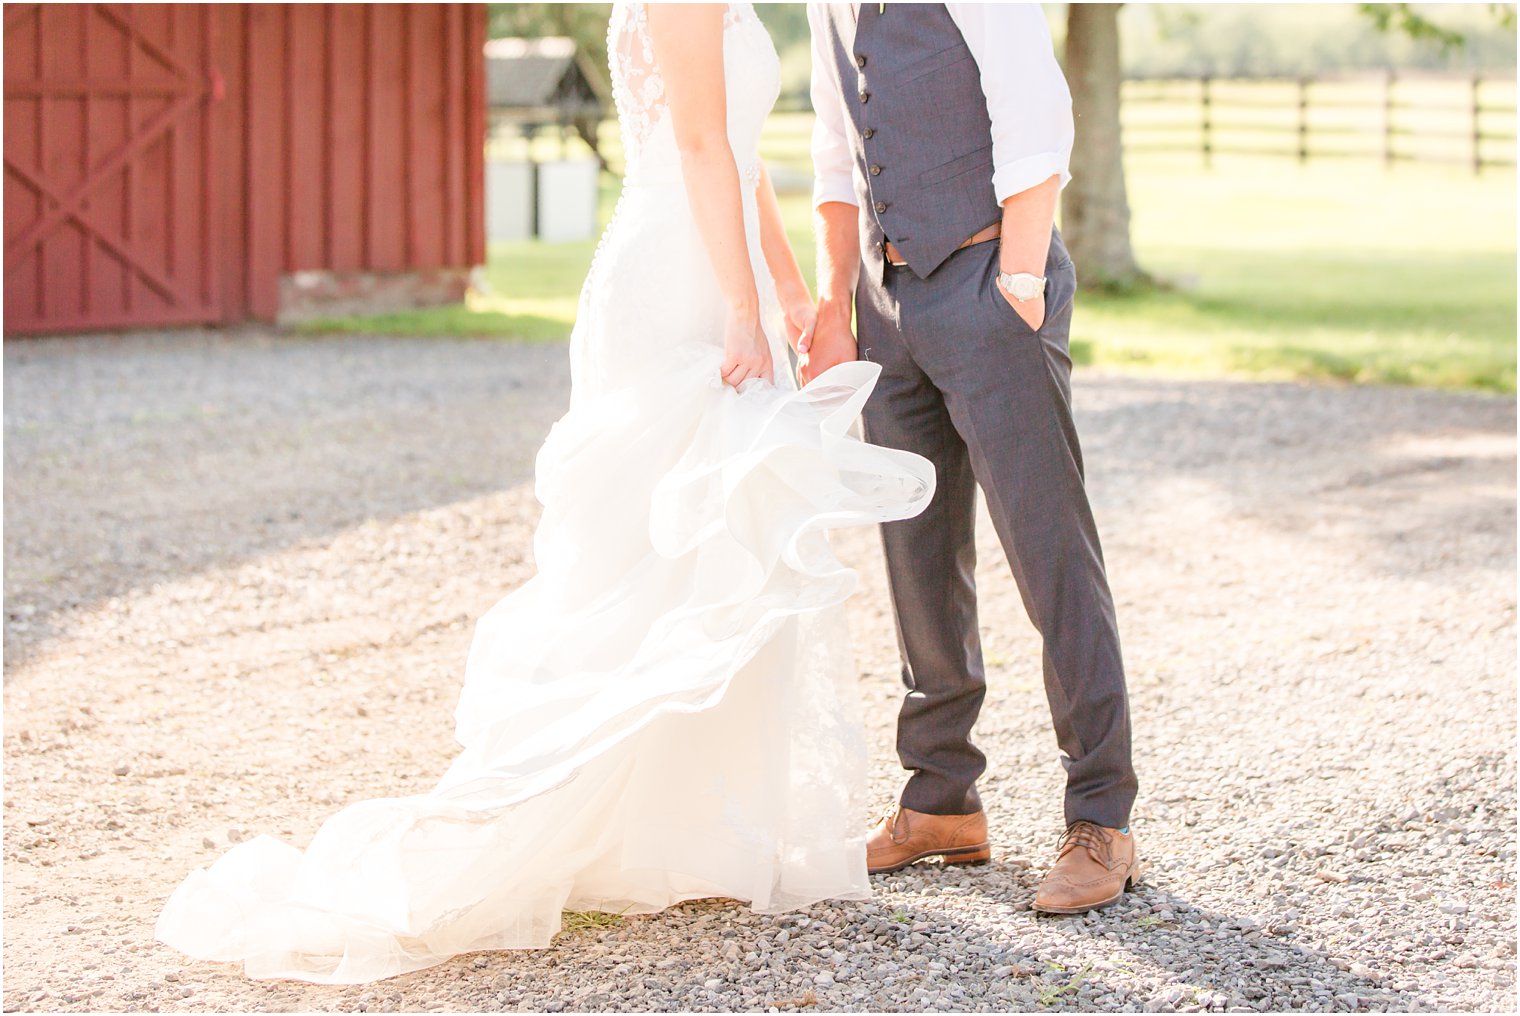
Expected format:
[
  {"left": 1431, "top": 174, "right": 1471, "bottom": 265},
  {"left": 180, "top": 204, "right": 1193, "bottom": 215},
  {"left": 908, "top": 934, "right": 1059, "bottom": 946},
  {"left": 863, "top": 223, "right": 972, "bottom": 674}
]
[{"left": 856, "top": 226, "right": 1138, "bottom": 829}]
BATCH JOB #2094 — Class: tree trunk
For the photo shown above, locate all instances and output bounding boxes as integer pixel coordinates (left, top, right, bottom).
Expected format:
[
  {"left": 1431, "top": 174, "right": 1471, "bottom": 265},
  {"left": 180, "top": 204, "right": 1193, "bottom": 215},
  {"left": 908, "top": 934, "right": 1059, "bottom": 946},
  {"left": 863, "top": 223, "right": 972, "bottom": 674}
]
[
  {"left": 1064, "top": 3, "right": 1147, "bottom": 289},
  {"left": 574, "top": 115, "right": 609, "bottom": 172}
]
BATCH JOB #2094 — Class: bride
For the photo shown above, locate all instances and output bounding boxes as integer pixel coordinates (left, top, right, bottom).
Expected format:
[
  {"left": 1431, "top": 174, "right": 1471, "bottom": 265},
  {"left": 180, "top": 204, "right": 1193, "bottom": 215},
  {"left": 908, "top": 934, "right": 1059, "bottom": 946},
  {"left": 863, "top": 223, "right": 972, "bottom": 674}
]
[{"left": 154, "top": 1, "right": 933, "bottom": 984}]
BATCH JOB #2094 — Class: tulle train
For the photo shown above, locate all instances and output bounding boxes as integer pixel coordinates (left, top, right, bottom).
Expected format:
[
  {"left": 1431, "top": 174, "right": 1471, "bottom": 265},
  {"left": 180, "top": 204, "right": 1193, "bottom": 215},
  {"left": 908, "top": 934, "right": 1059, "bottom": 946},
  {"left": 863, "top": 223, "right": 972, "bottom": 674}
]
[{"left": 154, "top": 356, "right": 934, "bottom": 983}]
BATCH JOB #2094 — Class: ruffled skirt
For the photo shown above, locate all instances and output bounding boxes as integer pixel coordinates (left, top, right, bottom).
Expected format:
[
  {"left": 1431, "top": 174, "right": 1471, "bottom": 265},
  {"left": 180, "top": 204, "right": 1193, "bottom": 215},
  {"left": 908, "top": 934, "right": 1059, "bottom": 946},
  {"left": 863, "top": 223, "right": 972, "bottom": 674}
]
[{"left": 154, "top": 345, "right": 934, "bottom": 983}]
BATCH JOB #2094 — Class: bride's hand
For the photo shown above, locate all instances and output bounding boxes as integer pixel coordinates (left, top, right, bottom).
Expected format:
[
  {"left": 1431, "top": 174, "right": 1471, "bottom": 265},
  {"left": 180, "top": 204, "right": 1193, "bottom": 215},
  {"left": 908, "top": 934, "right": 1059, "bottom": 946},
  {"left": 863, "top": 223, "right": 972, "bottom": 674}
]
[
  {"left": 721, "top": 308, "right": 774, "bottom": 388},
  {"left": 779, "top": 286, "right": 818, "bottom": 356}
]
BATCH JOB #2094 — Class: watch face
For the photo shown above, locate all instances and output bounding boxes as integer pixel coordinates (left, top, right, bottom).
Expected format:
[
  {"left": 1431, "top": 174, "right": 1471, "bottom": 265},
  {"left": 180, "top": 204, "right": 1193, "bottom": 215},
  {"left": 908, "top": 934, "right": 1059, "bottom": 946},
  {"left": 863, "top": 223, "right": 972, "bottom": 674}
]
[{"left": 1004, "top": 274, "right": 1044, "bottom": 301}]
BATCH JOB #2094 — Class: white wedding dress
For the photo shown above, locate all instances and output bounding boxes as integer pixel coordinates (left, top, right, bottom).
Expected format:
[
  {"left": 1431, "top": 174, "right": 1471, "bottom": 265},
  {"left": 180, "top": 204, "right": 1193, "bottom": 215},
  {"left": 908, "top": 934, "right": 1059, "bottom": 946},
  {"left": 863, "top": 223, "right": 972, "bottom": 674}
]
[{"left": 155, "top": 1, "right": 934, "bottom": 984}]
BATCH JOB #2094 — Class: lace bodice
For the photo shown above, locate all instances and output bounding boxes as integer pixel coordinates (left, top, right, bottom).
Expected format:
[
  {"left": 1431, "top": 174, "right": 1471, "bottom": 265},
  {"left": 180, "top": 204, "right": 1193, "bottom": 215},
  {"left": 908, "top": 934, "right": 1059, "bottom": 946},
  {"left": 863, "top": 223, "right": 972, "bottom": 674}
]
[
  {"left": 579, "top": 2, "right": 789, "bottom": 399},
  {"left": 607, "top": 2, "right": 779, "bottom": 183}
]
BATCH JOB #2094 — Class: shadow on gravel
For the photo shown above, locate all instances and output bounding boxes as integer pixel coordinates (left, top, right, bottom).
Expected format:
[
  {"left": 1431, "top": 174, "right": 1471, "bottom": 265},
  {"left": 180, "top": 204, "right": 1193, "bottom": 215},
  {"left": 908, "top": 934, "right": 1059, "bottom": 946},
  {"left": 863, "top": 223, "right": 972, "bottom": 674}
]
[
  {"left": 852, "top": 867, "right": 1422, "bottom": 1013},
  {"left": 1029, "top": 891, "right": 1416, "bottom": 1012},
  {"left": 3, "top": 331, "right": 572, "bottom": 672},
  {"left": 1080, "top": 377, "right": 1516, "bottom": 584},
  {"left": 5, "top": 334, "right": 1514, "bottom": 678},
  {"left": 429, "top": 872, "right": 1422, "bottom": 1013}
]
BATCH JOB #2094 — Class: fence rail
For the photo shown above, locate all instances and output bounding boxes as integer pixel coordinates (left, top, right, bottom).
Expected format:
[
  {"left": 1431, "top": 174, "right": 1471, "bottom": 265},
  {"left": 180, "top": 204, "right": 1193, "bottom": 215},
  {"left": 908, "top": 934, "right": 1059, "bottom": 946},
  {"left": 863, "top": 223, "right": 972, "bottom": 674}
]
[{"left": 1121, "top": 73, "right": 1517, "bottom": 172}]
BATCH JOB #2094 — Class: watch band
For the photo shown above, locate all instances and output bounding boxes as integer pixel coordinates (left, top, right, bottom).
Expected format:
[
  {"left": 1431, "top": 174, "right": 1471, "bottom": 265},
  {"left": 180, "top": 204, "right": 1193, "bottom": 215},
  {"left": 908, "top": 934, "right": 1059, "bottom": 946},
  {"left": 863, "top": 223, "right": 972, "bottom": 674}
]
[{"left": 997, "top": 271, "right": 1047, "bottom": 302}]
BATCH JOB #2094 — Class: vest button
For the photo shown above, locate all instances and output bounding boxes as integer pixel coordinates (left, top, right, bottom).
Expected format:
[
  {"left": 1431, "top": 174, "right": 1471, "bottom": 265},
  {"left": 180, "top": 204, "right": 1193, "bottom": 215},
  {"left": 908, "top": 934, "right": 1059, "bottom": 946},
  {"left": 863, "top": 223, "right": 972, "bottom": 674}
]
[
  {"left": 862, "top": 128, "right": 875, "bottom": 140},
  {"left": 859, "top": 91, "right": 870, "bottom": 104},
  {"left": 874, "top": 200, "right": 888, "bottom": 214},
  {"left": 856, "top": 53, "right": 867, "bottom": 68},
  {"left": 869, "top": 164, "right": 882, "bottom": 176}
]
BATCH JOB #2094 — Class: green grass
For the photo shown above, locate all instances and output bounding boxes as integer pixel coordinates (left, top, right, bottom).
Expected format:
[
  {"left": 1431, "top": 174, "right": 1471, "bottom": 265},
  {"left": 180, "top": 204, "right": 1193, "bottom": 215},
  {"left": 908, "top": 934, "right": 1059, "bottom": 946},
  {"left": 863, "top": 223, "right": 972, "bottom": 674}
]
[
  {"left": 297, "top": 177, "right": 620, "bottom": 343},
  {"left": 1076, "top": 153, "right": 1517, "bottom": 392},
  {"left": 556, "top": 909, "right": 625, "bottom": 937},
  {"left": 1038, "top": 961, "right": 1094, "bottom": 1007},
  {"left": 298, "top": 110, "right": 1516, "bottom": 393}
]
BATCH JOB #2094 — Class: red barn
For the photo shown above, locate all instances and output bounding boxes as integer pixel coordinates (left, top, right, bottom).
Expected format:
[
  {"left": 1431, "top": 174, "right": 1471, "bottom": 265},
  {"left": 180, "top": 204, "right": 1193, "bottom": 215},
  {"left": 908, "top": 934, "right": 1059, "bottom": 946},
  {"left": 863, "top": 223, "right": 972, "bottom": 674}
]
[{"left": 3, "top": 3, "right": 487, "bottom": 335}]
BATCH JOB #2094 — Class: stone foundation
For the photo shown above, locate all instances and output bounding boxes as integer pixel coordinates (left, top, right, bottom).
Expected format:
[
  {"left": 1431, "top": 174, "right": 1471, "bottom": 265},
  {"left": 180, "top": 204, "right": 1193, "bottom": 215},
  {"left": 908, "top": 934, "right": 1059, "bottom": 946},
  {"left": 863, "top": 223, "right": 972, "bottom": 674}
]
[{"left": 277, "top": 268, "right": 473, "bottom": 323}]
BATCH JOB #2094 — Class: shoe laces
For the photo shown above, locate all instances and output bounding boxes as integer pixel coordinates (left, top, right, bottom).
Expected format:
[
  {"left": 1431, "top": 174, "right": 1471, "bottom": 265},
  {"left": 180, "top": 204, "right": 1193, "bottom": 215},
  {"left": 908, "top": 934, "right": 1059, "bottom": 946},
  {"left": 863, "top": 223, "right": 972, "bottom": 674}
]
[{"left": 1057, "top": 820, "right": 1113, "bottom": 865}]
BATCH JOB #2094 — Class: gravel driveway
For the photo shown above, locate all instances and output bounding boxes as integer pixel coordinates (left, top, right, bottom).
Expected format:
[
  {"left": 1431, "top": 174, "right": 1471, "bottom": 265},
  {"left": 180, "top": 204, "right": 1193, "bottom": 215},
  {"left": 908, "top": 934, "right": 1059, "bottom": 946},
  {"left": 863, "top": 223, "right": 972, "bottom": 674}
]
[{"left": 4, "top": 330, "right": 1515, "bottom": 1013}]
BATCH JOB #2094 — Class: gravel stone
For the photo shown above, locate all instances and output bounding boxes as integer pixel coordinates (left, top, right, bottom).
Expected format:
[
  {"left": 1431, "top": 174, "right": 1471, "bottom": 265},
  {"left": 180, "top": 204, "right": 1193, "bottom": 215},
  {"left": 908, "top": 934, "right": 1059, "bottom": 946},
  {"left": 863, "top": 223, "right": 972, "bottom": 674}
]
[{"left": 3, "top": 331, "right": 1514, "bottom": 1012}]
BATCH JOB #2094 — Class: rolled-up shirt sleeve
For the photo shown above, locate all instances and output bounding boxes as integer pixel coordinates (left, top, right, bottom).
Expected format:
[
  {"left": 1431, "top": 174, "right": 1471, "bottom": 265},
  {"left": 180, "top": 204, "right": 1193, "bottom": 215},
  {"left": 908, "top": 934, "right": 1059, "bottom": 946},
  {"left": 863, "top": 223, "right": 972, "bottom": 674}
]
[
  {"left": 808, "top": 4, "right": 859, "bottom": 208},
  {"left": 946, "top": 2, "right": 1075, "bottom": 203}
]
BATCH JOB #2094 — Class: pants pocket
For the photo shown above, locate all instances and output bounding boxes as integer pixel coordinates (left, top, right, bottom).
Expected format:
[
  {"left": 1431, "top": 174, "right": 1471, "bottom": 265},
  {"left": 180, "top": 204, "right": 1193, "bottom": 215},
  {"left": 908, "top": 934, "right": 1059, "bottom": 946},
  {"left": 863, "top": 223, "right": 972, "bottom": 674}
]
[
  {"left": 979, "top": 244, "right": 1041, "bottom": 335},
  {"left": 981, "top": 239, "right": 1078, "bottom": 338}
]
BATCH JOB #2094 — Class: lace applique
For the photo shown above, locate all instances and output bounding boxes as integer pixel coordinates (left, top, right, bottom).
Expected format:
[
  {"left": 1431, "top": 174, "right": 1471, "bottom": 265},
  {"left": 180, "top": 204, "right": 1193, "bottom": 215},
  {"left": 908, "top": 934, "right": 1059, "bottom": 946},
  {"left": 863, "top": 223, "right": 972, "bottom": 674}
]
[
  {"left": 609, "top": 3, "right": 760, "bottom": 171},
  {"left": 608, "top": 3, "right": 665, "bottom": 167},
  {"left": 723, "top": 3, "right": 754, "bottom": 29}
]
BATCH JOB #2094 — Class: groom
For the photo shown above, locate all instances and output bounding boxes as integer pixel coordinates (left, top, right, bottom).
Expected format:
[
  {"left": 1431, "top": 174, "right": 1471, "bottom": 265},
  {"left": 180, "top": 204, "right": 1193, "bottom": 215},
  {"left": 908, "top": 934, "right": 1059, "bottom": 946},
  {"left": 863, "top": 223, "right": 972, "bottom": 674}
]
[{"left": 800, "top": 3, "right": 1141, "bottom": 913}]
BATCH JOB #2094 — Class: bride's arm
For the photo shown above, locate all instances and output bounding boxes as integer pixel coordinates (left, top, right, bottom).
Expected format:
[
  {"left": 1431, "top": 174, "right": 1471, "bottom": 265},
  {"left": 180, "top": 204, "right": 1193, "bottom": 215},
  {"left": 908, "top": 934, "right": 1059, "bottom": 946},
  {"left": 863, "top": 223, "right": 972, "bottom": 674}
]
[
  {"left": 646, "top": 3, "right": 772, "bottom": 387},
  {"left": 755, "top": 162, "right": 816, "bottom": 355}
]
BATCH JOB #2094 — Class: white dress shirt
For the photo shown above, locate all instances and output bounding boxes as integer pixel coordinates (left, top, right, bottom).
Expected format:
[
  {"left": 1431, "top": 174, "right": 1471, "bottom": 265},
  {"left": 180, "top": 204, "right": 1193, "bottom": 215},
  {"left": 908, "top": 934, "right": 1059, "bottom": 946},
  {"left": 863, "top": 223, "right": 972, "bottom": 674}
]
[{"left": 808, "top": 3, "right": 1074, "bottom": 209}]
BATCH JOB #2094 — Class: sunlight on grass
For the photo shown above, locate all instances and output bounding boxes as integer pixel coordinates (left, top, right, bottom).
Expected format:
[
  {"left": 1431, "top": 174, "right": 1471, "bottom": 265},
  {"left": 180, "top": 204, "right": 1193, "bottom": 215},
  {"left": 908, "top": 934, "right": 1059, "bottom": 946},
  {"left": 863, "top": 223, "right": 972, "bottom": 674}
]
[
  {"left": 301, "top": 110, "right": 1515, "bottom": 393},
  {"left": 295, "top": 179, "right": 616, "bottom": 342},
  {"left": 1075, "top": 154, "right": 1516, "bottom": 391}
]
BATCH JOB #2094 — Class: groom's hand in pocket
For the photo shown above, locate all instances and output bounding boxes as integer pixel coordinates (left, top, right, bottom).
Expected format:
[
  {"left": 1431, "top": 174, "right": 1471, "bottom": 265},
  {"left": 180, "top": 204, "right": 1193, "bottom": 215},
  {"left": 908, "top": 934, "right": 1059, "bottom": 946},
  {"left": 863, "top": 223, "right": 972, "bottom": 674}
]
[
  {"left": 797, "top": 297, "right": 857, "bottom": 385},
  {"left": 997, "top": 285, "right": 1046, "bottom": 332}
]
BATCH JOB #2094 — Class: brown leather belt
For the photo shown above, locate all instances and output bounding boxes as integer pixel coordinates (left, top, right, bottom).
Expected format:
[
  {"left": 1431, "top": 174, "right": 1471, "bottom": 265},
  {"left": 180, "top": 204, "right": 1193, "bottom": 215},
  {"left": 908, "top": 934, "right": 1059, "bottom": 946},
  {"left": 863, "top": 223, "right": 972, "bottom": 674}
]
[{"left": 883, "top": 222, "right": 1000, "bottom": 267}]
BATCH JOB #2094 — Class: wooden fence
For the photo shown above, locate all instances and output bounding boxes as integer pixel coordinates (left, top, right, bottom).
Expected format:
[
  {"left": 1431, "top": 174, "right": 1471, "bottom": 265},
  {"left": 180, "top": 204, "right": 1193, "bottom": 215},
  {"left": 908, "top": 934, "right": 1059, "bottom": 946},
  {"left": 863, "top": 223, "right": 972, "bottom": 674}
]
[{"left": 1121, "top": 73, "right": 1517, "bottom": 172}]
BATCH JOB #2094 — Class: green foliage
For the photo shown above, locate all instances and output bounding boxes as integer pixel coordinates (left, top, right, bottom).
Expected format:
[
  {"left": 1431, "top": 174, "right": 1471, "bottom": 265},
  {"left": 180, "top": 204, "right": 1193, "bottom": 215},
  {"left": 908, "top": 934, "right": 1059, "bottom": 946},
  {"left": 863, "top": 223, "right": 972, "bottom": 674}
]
[
  {"left": 753, "top": 2, "right": 810, "bottom": 51},
  {"left": 1359, "top": 3, "right": 1467, "bottom": 52},
  {"left": 485, "top": 3, "right": 818, "bottom": 108},
  {"left": 488, "top": 3, "right": 613, "bottom": 86},
  {"left": 1115, "top": 3, "right": 1516, "bottom": 77},
  {"left": 483, "top": 4, "right": 1515, "bottom": 114},
  {"left": 755, "top": 3, "right": 814, "bottom": 108}
]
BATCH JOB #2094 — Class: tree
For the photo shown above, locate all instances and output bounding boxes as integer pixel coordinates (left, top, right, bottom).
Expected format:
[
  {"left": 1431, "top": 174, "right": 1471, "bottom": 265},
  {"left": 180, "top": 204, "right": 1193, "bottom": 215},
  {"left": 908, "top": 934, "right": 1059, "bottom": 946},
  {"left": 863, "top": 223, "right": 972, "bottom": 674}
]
[
  {"left": 1061, "top": 2, "right": 1514, "bottom": 291},
  {"left": 1356, "top": 3, "right": 1467, "bottom": 49},
  {"left": 1062, "top": 3, "right": 1146, "bottom": 290}
]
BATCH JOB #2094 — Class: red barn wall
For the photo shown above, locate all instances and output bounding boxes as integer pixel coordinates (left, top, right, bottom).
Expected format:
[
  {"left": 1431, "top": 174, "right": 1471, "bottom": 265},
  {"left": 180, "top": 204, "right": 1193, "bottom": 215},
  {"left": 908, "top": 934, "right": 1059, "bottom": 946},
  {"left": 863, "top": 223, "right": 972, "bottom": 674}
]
[{"left": 3, "top": 3, "right": 487, "bottom": 336}]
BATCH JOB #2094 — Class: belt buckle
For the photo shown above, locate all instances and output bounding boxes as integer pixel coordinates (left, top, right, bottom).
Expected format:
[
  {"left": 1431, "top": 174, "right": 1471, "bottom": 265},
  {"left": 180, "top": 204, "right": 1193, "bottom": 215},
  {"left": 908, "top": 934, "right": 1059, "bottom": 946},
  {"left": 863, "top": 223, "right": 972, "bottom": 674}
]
[{"left": 882, "top": 239, "right": 906, "bottom": 268}]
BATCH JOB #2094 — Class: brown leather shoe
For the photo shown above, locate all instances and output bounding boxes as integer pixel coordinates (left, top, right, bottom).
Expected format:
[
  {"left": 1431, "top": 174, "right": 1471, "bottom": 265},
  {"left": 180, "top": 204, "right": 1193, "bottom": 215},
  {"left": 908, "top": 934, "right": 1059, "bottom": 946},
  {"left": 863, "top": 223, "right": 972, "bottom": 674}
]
[
  {"left": 1032, "top": 821, "right": 1143, "bottom": 914},
  {"left": 866, "top": 807, "right": 990, "bottom": 875}
]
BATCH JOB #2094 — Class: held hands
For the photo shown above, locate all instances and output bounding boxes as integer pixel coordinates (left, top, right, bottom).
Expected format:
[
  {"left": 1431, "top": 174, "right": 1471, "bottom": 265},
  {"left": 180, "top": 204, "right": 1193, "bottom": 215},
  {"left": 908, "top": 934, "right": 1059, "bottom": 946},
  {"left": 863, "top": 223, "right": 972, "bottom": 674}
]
[
  {"left": 796, "top": 297, "right": 858, "bottom": 385},
  {"left": 781, "top": 295, "right": 818, "bottom": 358},
  {"left": 721, "top": 307, "right": 774, "bottom": 388}
]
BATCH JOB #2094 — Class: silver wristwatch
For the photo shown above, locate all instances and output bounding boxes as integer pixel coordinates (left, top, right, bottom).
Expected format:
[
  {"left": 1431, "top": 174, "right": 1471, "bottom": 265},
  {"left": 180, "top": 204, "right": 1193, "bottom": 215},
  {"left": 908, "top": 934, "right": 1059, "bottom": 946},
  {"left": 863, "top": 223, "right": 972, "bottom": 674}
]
[{"left": 997, "top": 271, "right": 1047, "bottom": 302}]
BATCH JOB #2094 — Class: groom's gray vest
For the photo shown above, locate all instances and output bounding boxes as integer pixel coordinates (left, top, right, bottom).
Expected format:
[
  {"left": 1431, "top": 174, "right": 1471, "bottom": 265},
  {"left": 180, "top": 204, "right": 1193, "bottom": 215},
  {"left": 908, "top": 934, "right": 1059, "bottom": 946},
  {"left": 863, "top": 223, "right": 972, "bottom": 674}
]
[{"left": 817, "top": 3, "right": 1001, "bottom": 280}]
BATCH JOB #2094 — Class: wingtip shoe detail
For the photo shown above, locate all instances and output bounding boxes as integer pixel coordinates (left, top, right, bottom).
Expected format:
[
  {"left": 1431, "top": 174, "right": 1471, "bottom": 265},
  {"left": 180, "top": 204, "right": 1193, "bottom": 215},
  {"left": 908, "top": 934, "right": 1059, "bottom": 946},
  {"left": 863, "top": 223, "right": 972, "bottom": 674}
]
[
  {"left": 866, "top": 806, "right": 991, "bottom": 875},
  {"left": 1032, "top": 821, "right": 1141, "bottom": 914}
]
